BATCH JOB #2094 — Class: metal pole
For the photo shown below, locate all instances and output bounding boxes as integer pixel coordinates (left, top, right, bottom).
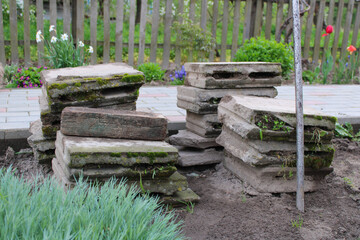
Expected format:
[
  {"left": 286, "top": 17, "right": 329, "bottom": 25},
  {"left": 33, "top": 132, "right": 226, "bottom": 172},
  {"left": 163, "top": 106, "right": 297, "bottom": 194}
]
[{"left": 292, "top": 0, "right": 305, "bottom": 212}]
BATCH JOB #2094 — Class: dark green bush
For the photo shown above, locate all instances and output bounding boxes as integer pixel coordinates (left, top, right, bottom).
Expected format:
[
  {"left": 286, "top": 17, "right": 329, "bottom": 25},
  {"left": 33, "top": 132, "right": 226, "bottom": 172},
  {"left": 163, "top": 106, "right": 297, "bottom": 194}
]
[
  {"left": 138, "top": 62, "right": 165, "bottom": 82},
  {"left": 233, "top": 37, "right": 294, "bottom": 78}
]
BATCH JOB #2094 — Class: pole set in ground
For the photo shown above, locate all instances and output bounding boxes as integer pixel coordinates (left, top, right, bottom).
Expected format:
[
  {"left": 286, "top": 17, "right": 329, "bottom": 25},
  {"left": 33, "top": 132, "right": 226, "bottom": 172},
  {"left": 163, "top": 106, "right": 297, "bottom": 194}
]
[{"left": 292, "top": 0, "right": 305, "bottom": 212}]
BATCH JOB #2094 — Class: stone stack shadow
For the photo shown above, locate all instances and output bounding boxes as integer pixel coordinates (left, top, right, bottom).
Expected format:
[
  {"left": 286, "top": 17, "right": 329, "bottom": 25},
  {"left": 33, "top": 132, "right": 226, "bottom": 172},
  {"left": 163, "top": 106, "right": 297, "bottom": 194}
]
[{"left": 170, "top": 62, "right": 282, "bottom": 167}]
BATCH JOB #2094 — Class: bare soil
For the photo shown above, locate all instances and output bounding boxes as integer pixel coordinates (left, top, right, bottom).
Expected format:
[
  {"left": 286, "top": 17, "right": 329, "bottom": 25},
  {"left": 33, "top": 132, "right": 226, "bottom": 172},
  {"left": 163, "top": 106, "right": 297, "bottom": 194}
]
[{"left": 1, "top": 138, "right": 359, "bottom": 240}]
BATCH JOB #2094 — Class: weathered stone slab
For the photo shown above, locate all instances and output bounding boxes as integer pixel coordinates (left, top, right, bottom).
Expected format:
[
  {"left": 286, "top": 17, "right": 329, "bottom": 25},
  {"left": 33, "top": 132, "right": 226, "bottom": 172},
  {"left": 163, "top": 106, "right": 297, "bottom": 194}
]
[
  {"left": 177, "top": 86, "right": 278, "bottom": 114},
  {"left": 186, "top": 112, "right": 221, "bottom": 138},
  {"left": 52, "top": 158, "right": 187, "bottom": 195},
  {"left": 42, "top": 63, "right": 144, "bottom": 99},
  {"left": 34, "top": 150, "right": 55, "bottom": 164},
  {"left": 176, "top": 147, "right": 223, "bottom": 167},
  {"left": 218, "top": 106, "right": 333, "bottom": 143},
  {"left": 55, "top": 131, "right": 178, "bottom": 168},
  {"left": 161, "top": 188, "right": 201, "bottom": 206},
  {"left": 60, "top": 107, "right": 167, "bottom": 140},
  {"left": 184, "top": 62, "right": 282, "bottom": 89},
  {"left": 28, "top": 120, "right": 56, "bottom": 151},
  {"left": 219, "top": 95, "right": 337, "bottom": 130},
  {"left": 169, "top": 130, "right": 220, "bottom": 149},
  {"left": 55, "top": 153, "right": 176, "bottom": 181},
  {"left": 224, "top": 150, "right": 333, "bottom": 193},
  {"left": 216, "top": 126, "right": 334, "bottom": 168}
]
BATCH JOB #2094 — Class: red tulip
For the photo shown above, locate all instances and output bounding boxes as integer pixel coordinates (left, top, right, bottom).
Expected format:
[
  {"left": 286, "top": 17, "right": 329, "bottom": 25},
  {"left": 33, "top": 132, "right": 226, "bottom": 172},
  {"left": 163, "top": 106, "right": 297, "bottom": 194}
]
[
  {"left": 347, "top": 45, "right": 356, "bottom": 55},
  {"left": 322, "top": 25, "right": 333, "bottom": 37}
]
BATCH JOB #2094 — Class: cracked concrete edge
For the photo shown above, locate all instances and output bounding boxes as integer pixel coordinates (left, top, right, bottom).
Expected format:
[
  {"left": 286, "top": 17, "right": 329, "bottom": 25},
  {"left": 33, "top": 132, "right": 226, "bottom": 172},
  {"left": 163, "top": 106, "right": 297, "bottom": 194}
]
[{"left": 0, "top": 128, "right": 31, "bottom": 154}]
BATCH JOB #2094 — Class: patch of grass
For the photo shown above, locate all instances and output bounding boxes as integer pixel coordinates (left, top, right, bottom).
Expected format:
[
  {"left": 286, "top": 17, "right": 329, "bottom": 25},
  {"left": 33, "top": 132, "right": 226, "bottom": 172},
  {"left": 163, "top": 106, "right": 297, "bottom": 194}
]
[
  {"left": 0, "top": 167, "right": 185, "bottom": 240},
  {"left": 291, "top": 215, "right": 304, "bottom": 229}
]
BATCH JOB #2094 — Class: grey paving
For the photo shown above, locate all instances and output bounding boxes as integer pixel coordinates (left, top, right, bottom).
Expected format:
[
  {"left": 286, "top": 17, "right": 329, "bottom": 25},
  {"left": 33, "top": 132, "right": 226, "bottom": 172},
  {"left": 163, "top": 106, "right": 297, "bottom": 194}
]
[{"left": 1, "top": 85, "right": 360, "bottom": 153}]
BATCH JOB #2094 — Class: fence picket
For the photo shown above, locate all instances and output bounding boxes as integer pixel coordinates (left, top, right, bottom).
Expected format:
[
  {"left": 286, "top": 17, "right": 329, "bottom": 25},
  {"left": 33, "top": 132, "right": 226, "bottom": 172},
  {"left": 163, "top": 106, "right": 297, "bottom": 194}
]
[
  {"left": 265, "top": 0, "right": 272, "bottom": 39},
  {"left": 340, "top": 0, "right": 354, "bottom": 59},
  {"left": 175, "top": 0, "right": 184, "bottom": 67},
  {"left": 103, "top": 0, "right": 110, "bottom": 63},
  {"left": 332, "top": 0, "right": 344, "bottom": 60},
  {"left": 23, "top": 0, "right": 31, "bottom": 67},
  {"left": 322, "top": 0, "right": 335, "bottom": 65},
  {"left": 63, "top": 0, "right": 71, "bottom": 35},
  {"left": 36, "top": 0, "right": 44, "bottom": 65},
  {"left": 76, "top": 0, "right": 84, "bottom": 43},
  {"left": 231, "top": 0, "right": 241, "bottom": 60},
  {"left": 162, "top": 0, "right": 173, "bottom": 69},
  {"left": 275, "top": 0, "right": 284, "bottom": 42},
  {"left": 128, "top": 0, "right": 136, "bottom": 66},
  {"left": 138, "top": 0, "right": 148, "bottom": 65},
  {"left": 150, "top": 0, "right": 160, "bottom": 63},
  {"left": 188, "top": 0, "right": 196, "bottom": 61},
  {"left": 9, "top": 0, "right": 18, "bottom": 64},
  {"left": 352, "top": 3, "right": 360, "bottom": 46},
  {"left": 254, "top": 0, "right": 263, "bottom": 37},
  {"left": 50, "top": 0, "right": 57, "bottom": 37},
  {"left": 243, "top": 0, "right": 253, "bottom": 42},
  {"left": 115, "top": 0, "right": 124, "bottom": 62},
  {"left": 303, "top": 0, "right": 315, "bottom": 59},
  {"left": 209, "top": 0, "right": 219, "bottom": 61},
  {"left": 220, "top": 0, "right": 229, "bottom": 61},
  {"left": 313, "top": 0, "right": 326, "bottom": 64},
  {"left": 0, "top": 0, "right": 5, "bottom": 65},
  {"left": 90, "top": 0, "right": 98, "bottom": 64},
  {"left": 201, "top": 0, "right": 207, "bottom": 30}
]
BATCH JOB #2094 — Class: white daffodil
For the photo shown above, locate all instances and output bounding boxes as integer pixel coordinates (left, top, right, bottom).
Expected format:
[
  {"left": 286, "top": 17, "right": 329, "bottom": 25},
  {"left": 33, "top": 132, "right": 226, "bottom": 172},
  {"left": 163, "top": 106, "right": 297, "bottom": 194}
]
[
  {"left": 49, "top": 25, "right": 55, "bottom": 32},
  {"left": 88, "top": 46, "right": 94, "bottom": 53},
  {"left": 36, "top": 30, "right": 42, "bottom": 43},
  {"left": 61, "top": 33, "right": 69, "bottom": 41},
  {"left": 78, "top": 41, "right": 84, "bottom": 47},
  {"left": 51, "top": 36, "right": 57, "bottom": 43}
]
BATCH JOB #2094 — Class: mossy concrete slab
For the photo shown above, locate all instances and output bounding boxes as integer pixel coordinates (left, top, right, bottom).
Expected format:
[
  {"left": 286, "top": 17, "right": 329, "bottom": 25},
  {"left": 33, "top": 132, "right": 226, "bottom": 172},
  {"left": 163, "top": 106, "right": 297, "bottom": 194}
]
[
  {"left": 176, "top": 146, "right": 223, "bottom": 167},
  {"left": 216, "top": 126, "right": 334, "bottom": 169},
  {"left": 218, "top": 106, "right": 333, "bottom": 143},
  {"left": 55, "top": 131, "right": 178, "bottom": 168},
  {"left": 41, "top": 63, "right": 144, "bottom": 99},
  {"left": 34, "top": 150, "right": 55, "bottom": 164},
  {"left": 186, "top": 112, "right": 221, "bottom": 138},
  {"left": 60, "top": 107, "right": 167, "bottom": 140},
  {"left": 177, "top": 86, "right": 278, "bottom": 114},
  {"left": 224, "top": 150, "right": 333, "bottom": 193},
  {"left": 28, "top": 120, "right": 56, "bottom": 151},
  {"left": 160, "top": 188, "right": 201, "bottom": 206},
  {"left": 219, "top": 95, "right": 336, "bottom": 130},
  {"left": 184, "top": 62, "right": 282, "bottom": 89},
  {"left": 169, "top": 130, "right": 220, "bottom": 149}
]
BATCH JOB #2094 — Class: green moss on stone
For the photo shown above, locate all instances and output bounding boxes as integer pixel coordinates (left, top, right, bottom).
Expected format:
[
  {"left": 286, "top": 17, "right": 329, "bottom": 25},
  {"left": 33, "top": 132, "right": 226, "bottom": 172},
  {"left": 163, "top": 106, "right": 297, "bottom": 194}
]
[
  {"left": 96, "top": 78, "right": 108, "bottom": 86},
  {"left": 48, "top": 83, "right": 68, "bottom": 90},
  {"left": 42, "top": 125, "right": 58, "bottom": 137},
  {"left": 314, "top": 115, "right": 323, "bottom": 120},
  {"left": 121, "top": 74, "right": 144, "bottom": 83},
  {"left": 74, "top": 82, "right": 81, "bottom": 87},
  {"left": 110, "top": 152, "right": 122, "bottom": 157}
]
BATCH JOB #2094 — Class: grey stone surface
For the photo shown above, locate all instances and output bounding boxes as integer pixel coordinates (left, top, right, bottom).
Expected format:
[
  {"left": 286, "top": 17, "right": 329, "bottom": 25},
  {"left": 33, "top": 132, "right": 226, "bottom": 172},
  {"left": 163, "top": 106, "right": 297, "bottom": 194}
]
[
  {"left": 0, "top": 64, "right": 4, "bottom": 87},
  {"left": 169, "top": 130, "right": 220, "bottom": 149},
  {"left": 34, "top": 150, "right": 55, "bottom": 164},
  {"left": 160, "top": 188, "right": 201, "bottom": 205},
  {"left": 60, "top": 107, "right": 167, "bottom": 140},
  {"left": 55, "top": 131, "right": 178, "bottom": 168},
  {"left": 184, "top": 62, "right": 282, "bottom": 89},
  {"left": 177, "top": 86, "right": 278, "bottom": 114},
  {"left": 28, "top": 120, "right": 56, "bottom": 152},
  {"left": 186, "top": 112, "right": 222, "bottom": 138},
  {"left": 218, "top": 95, "right": 336, "bottom": 130},
  {"left": 223, "top": 150, "right": 332, "bottom": 193},
  {"left": 176, "top": 147, "right": 223, "bottom": 166}
]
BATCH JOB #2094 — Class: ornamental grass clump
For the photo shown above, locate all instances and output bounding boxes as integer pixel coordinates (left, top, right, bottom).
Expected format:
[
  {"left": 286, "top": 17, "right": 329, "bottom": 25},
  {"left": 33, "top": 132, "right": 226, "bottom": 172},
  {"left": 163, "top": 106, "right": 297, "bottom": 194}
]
[
  {"left": 0, "top": 168, "right": 185, "bottom": 240},
  {"left": 36, "top": 25, "right": 93, "bottom": 69}
]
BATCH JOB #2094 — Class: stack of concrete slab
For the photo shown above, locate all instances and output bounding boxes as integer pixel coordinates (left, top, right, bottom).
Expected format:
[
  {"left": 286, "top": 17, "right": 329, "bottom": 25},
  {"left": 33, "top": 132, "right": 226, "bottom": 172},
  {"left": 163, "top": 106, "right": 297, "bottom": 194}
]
[
  {"left": 171, "top": 62, "right": 282, "bottom": 166},
  {"left": 28, "top": 63, "right": 145, "bottom": 164},
  {"left": 52, "top": 107, "right": 200, "bottom": 202},
  {"left": 216, "top": 95, "right": 336, "bottom": 193}
]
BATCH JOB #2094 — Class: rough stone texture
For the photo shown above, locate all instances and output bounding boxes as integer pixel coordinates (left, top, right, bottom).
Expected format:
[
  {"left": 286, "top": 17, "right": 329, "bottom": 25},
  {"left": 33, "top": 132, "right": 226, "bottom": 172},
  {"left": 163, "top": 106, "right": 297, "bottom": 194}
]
[
  {"left": 184, "top": 62, "right": 282, "bottom": 89},
  {"left": 186, "top": 112, "right": 222, "bottom": 138},
  {"left": 42, "top": 63, "right": 144, "bottom": 99},
  {"left": 177, "top": 86, "right": 278, "bottom": 114},
  {"left": 216, "top": 126, "right": 334, "bottom": 168},
  {"left": 169, "top": 130, "right": 220, "bottom": 149},
  {"left": 176, "top": 147, "right": 224, "bottom": 167},
  {"left": 219, "top": 95, "right": 336, "bottom": 130},
  {"left": 55, "top": 131, "right": 178, "bottom": 168},
  {"left": 60, "top": 107, "right": 167, "bottom": 140},
  {"left": 223, "top": 150, "right": 333, "bottom": 193},
  {"left": 34, "top": 150, "right": 56, "bottom": 164},
  {"left": 161, "top": 188, "right": 201, "bottom": 205},
  {"left": 52, "top": 158, "right": 187, "bottom": 195},
  {"left": 219, "top": 107, "right": 333, "bottom": 143}
]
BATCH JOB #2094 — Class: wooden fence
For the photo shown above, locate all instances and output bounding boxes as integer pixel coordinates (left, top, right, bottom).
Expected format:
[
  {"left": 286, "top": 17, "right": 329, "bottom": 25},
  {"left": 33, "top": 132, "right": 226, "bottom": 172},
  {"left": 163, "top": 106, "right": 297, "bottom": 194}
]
[{"left": 0, "top": 0, "right": 360, "bottom": 69}]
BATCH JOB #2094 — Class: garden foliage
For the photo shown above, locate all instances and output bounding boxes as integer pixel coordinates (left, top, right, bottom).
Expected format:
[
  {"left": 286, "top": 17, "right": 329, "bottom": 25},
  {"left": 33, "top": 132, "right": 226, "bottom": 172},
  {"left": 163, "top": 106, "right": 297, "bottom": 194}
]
[
  {"left": 5, "top": 66, "right": 45, "bottom": 88},
  {"left": 233, "top": 37, "right": 294, "bottom": 78},
  {"left": 137, "top": 62, "right": 165, "bottom": 82},
  {"left": 0, "top": 168, "right": 185, "bottom": 240},
  {"left": 170, "top": 65, "right": 186, "bottom": 85}
]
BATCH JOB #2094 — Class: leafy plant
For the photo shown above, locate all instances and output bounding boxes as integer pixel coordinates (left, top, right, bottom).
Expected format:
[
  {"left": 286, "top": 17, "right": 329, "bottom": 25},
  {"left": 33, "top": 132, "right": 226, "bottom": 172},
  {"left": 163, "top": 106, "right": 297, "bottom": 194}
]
[
  {"left": 170, "top": 65, "right": 186, "bottom": 85},
  {"left": 178, "top": 200, "right": 195, "bottom": 214},
  {"left": 233, "top": 37, "right": 294, "bottom": 79},
  {"left": 0, "top": 167, "right": 185, "bottom": 239},
  {"left": 3, "top": 64, "right": 19, "bottom": 84},
  {"left": 302, "top": 68, "right": 320, "bottom": 84},
  {"left": 335, "top": 122, "right": 360, "bottom": 141},
  {"left": 6, "top": 66, "right": 46, "bottom": 88},
  {"left": 291, "top": 215, "right": 304, "bottom": 229},
  {"left": 321, "top": 50, "right": 334, "bottom": 84},
  {"left": 37, "top": 26, "right": 93, "bottom": 69},
  {"left": 343, "top": 177, "right": 355, "bottom": 189},
  {"left": 137, "top": 62, "right": 165, "bottom": 83}
]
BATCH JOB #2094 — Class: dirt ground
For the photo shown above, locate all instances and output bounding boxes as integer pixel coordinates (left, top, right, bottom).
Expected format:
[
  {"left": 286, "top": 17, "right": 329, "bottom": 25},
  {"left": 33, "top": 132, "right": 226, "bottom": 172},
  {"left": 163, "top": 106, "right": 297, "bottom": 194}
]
[{"left": 1, "top": 138, "right": 359, "bottom": 240}]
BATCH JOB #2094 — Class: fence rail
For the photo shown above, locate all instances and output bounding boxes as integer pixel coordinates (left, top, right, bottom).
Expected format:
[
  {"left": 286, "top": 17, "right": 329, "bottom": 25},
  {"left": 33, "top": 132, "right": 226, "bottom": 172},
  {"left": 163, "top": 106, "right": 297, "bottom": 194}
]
[{"left": 0, "top": 0, "right": 359, "bottom": 69}]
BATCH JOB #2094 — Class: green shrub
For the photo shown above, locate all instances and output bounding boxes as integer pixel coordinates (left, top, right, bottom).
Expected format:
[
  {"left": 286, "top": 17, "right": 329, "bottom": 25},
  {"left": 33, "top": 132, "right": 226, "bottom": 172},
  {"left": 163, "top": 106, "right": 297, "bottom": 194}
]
[
  {"left": 0, "top": 168, "right": 185, "bottom": 240},
  {"left": 138, "top": 62, "right": 165, "bottom": 82},
  {"left": 3, "top": 64, "right": 19, "bottom": 84},
  {"left": 233, "top": 37, "right": 294, "bottom": 78},
  {"left": 6, "top": 66, "right": 46, "bottom": 88}
]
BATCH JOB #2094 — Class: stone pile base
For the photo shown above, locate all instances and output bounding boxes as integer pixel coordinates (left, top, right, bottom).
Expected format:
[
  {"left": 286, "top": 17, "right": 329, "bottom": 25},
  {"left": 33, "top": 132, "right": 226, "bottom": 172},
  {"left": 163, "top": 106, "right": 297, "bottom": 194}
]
[{"left": 216, "top": 95, "right": 337, "bottom": 193}]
